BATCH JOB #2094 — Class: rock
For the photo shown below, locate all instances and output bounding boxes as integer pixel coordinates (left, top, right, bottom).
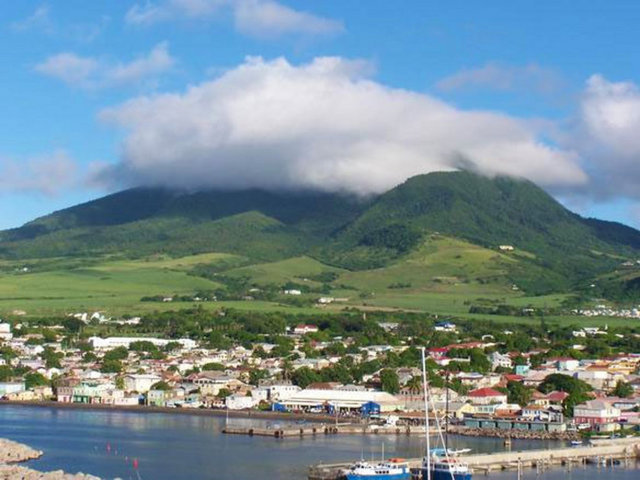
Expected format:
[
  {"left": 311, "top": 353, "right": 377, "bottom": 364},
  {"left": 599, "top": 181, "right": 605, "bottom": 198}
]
[{"left": 0, "top": 439, "right": 42, "bottom": 463}]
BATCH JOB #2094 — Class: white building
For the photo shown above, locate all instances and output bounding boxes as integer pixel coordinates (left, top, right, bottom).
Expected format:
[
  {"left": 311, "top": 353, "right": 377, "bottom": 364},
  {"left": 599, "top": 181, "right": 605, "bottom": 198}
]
[
  {"left": 226, "top": 394, "right": 258, "bottom": 410},
  {"left": 281, "top": 388, "right": 403, "bottom": 412},
  {"left": 88, "top": 336, "right": 196, "bottom": 350},
  {"left": 268, "top": 384, "right": 302, "bottom": 401},
  {"left": 293, "top": 324, "right": 319, "bottom": 335},
  {"left": 490, "top": 352, "right": 513, "bottom": 370},
  {"left": 0, "top": 323, "right": 13, "bottom": 341},
  {"left": 123, "top": 374, "right": 161, "bottom": 393}
]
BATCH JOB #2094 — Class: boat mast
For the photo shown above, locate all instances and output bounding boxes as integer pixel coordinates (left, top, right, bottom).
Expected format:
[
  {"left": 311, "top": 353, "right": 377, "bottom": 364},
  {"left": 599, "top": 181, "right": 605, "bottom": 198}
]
[
  {"left": 445, "top": 369, "right": 449, "bottom": 452},
  {"left": 420, "top": 347, "right": 431, "bottom": 480}
]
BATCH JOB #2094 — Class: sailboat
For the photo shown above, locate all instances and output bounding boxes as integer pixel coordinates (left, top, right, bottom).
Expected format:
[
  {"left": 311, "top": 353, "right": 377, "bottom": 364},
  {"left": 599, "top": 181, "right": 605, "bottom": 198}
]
[
  {"left": 419, "top": 347, "right": 472, "bottom": 480},
  {"left": 342, "top": 443, "right": 411, "bottom": 480}
]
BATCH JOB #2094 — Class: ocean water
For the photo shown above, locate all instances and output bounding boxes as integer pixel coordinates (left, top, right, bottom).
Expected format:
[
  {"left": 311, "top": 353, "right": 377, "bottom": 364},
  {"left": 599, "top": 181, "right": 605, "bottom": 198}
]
[{"left": 0, "top": 405, "right": 637, "bottom": 480}]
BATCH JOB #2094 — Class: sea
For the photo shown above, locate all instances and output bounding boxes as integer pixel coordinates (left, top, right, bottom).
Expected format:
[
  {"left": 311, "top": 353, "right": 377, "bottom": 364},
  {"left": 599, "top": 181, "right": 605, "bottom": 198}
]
[{"left": 0, "top": 405, "right": 637, "bottom": 480}]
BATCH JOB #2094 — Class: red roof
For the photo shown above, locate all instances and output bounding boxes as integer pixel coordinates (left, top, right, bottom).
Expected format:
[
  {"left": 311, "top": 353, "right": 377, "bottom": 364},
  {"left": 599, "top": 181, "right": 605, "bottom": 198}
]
[
  {"left": 503, "top": 374, "right": 524, "bottom": 382},
  {"left": 469, "top": 387, "right": 505, "bottom": 398},
  {"left": 545, "top": 391, "right": 569, "bottom": 402}
]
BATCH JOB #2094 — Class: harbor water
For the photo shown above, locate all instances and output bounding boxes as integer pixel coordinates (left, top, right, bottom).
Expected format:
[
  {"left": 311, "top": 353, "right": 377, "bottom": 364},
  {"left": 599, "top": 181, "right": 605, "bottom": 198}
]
[{"left": 0, "top": 406, "right": 637, "bottom": 480}]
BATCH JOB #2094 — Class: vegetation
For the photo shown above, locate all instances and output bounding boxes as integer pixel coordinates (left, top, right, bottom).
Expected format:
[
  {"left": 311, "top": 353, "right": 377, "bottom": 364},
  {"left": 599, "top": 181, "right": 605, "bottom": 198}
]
[{"left": 0, "top": 172, "right": 639, "bottom": 317}]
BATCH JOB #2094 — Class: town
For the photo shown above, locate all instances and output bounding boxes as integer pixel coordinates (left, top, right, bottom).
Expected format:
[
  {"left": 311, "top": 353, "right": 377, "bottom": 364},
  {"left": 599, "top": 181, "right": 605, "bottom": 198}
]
[{"left": 1, "top": 307, "right": 639, "bottom": 440}]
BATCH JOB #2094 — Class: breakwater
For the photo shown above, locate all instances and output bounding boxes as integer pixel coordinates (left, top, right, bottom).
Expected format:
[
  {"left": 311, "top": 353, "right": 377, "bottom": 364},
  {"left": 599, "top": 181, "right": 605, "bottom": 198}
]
[{"left": 307, "top": 438, "right": 640, "bottom": 480}]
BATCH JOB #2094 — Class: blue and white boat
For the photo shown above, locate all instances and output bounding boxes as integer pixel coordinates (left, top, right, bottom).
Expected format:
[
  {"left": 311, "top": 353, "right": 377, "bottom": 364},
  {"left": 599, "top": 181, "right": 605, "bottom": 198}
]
[
  {"left": 421, "top": 456, "right": 472, "bottom": 480},
  {"left": 343, "top": 460, "right": 411, "bottom": 480}
]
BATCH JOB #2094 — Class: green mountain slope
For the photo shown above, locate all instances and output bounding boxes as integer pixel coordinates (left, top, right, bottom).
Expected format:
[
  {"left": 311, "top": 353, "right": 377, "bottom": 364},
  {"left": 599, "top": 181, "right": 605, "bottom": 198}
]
[
  {"left": 320, "top": 172, "right": 640, "bottom": 292},
  {"left": 1, "top": 171, "right": 638, "bottom": 297}
]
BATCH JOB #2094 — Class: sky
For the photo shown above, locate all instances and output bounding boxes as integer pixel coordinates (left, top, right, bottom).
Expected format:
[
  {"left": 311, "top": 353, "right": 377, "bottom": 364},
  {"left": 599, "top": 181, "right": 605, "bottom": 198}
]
[{"left": 1, "top": 0, "right": 640, "bottom": 229}]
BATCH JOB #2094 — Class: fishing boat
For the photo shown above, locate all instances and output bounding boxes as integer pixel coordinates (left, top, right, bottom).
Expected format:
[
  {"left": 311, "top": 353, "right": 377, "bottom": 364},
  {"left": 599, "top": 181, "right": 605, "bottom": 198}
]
[
  {"left": 343, "top": 460, "right": 411, "bottom": 480},
  {"left": 418, "top": 348, "right": 472, "bottom": 480}
]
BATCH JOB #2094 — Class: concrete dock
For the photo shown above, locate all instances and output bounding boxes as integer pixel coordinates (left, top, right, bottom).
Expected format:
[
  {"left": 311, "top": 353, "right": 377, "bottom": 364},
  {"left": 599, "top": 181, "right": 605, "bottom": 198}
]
[
  {"left": 222, "top": 424, "right": 442, "bottom": 437},
  {"left": 307, "top": 437, "right": 640, "bottom": 480}
]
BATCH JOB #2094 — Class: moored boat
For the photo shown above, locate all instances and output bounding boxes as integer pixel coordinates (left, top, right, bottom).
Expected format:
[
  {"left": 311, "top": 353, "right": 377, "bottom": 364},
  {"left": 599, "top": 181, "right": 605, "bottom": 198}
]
[{"left": 343, "top": 460, "right": 411, "bottom": 480}]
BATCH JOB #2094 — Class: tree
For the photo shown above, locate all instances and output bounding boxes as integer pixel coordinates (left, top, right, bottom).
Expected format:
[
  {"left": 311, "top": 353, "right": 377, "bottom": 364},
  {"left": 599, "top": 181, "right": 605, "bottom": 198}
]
[
  {"left": 100, "top": 359, "right": 123, "bottom": 373},
  {"left": 506, "top": 380, "right": 532, "bottom": 407},
  {"left": 115, "top": 376, "right": 125, "bottom": 389},
  {"left": 202, "top": 362, "right": 225, "bottom": 371},
  {"left": 129, "top": 341, "right": 158, "bottom": 353},
  {"left": 613, "top": 380, "right": 633, "bottom": 398},
  {"left": 216, "top": 388, "right": 232, "bottom": 399},
  {"left": 380, "top": 369, "right": 400, "bottom": 394},
  {"left": 0, "top": 365, "right": 13, "bottom": 382},
  {"left": 249, "top": 369, "right": 268, "bottom": 386},
  {"left": 25, "top": 372, "right": 49, "bottom": 390},
  {"left": 291, "top": 367, "right": 320, "bottom": 389},
  {"left": 103, "top": 347, "right": 128, "bottom": 362},
  {"left": 151, "top": 381, "right": 171, "bottom": 391}
]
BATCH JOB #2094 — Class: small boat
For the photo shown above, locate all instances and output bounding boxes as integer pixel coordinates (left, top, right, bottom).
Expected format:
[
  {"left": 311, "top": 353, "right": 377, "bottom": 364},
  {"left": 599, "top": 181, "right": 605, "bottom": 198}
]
[
  {"left": 343, "top": 460, "right": 411, "bottom": 480},
  {"left": 421, "top": 455, "right": 472, "bottom": 480},
  {"left": 570, "top": 440, "right": 583, "bottom": 447}
]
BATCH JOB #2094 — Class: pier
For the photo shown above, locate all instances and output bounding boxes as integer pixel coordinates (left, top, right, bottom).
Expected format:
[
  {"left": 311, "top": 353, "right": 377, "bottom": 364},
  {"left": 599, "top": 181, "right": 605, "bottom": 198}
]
[
  {"left": 307, "top": 437, "right": 640, "bottom": 480},
  {"left": 222, "top": 424, "right": 439, "bottom": 438}
]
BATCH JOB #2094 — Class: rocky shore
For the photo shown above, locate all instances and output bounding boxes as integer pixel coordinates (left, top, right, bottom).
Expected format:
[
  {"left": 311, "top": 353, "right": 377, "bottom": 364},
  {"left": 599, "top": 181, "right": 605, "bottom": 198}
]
[
  {"left": 0, "top": 439, "right": 100, "bottom": 480},
  {"left": 0, "top": 465, "right": 100, "bottom": 480},
  {"left": 449, "top": 425, "right": 580, "bottom": 441},
  {"left": 0, "top": 439, "right": 42, "bottom": 464}
]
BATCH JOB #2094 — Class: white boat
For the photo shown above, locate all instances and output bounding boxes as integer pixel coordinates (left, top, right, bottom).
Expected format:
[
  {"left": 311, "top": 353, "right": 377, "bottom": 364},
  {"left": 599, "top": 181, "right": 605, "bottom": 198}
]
[{"left": 342, "top": 460, "right": 411, "bottom": 480}]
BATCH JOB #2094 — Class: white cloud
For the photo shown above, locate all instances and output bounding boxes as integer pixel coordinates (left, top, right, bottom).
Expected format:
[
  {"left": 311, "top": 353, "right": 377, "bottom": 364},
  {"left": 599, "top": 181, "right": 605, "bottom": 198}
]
[
  {"left": 437, "top": 62, "right": 564, "bottom": 94},
  {"left": 234, "top": 0, "right": 343, "bottom": 37},
  {"left": 0, "top": 151, "right": 78, "bottom": 196},
  {"left": 571, "top": 74, "right": 640, "bottom": 199},
  {"left": 97, "top": 56, "right": 586, "bottom": 195},
  {"left": 35, "top": 53, "right": 99, "bottom": 88},
  {"left": 35, "top": 42, "right": 174, "bottom": 89},
  {"left": 125, "top": 0, "right": 343, "bottom": 38},
  {"left": 11, "top": 5, "right": 54, "bottom": 33}
]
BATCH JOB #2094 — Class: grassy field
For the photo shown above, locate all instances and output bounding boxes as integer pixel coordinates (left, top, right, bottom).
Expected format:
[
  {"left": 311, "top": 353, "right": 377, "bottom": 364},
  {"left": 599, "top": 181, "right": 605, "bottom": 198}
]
[
  {"left": 224, "top": 256, "right": 344, "bottom": 286},
  {"left": 0, "top": 240, "right": 624, "bottom": 327}
]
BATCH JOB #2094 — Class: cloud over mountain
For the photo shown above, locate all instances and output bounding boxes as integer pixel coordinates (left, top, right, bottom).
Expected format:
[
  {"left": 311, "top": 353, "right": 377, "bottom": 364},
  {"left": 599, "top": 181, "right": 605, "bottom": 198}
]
[
  {"left": 98, "top": 56, "right": 586, "bottom": 195},
  {"left": 574, "top": 74, "right": 640, "bottom": 199}
]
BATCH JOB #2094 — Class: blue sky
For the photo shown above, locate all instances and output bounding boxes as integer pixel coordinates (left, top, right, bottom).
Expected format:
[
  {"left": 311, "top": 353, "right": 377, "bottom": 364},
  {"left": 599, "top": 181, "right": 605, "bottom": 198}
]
[{"left": 2, "top": 0, "right": 640, "bottom": 229}]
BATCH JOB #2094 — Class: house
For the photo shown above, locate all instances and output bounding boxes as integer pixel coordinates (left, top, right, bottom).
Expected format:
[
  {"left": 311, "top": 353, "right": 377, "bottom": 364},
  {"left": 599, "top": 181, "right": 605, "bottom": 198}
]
[
  {"left": 0, "top": 323, "right": 13, "bottom": 341},
  {"left": 284, "top": 289, "right": 302, "bottom": 296},
  {"left": 226, "top": 393, "right": 258, "bottom": 410},
  {"left": 573, "top": 400, "right": 621, "bottom": 429},
  {"left": 434, "top": 322, "right": 457, "bottom": 333},
  {"left": 467, "top": 388, "right": 508, "bottom": 405},
  {"left": 553, "top": 357, "right": 580, "bottom": 371},
  {"left": 491, "top": 352, "right": 513, "bottom": 370},
  {"left": 123, "top": 374, "right": 162, "bottom": 393},
  {"left": 0, "top": 382, "right": 25, "bottom": 397},
  {"left": 293, "top": 324, "right": 318, "bottom": 335}
]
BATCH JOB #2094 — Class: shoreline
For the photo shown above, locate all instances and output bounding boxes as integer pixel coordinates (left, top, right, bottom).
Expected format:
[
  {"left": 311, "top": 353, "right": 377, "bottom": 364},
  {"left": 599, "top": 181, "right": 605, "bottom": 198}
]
[
  {"left": 0, "top": 400, "right": 337, "bottom": 423},
  {"left": 2, "top": 401, "right": 581, "bottom": 441}
]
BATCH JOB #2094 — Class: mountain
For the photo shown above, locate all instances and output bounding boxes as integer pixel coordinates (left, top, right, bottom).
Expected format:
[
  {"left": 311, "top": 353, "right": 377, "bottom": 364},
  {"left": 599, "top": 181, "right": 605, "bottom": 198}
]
[{"left": 1, "top": 171, "right": 639, "bottom": 295}]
